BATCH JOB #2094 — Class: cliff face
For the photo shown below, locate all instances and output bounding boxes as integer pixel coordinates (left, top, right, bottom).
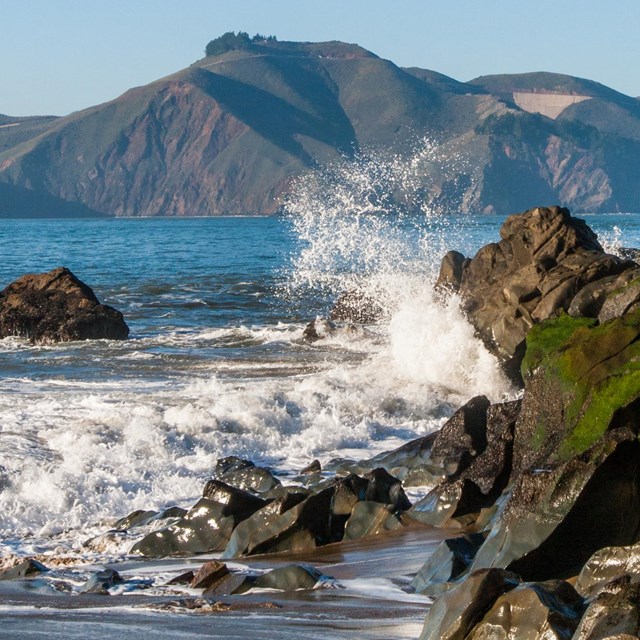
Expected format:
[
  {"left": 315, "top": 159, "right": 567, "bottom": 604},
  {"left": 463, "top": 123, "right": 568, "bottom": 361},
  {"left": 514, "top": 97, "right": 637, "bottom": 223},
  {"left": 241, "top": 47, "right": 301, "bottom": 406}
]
[{"left": 1, "top": 41, "right": 638, "bottom": 216}]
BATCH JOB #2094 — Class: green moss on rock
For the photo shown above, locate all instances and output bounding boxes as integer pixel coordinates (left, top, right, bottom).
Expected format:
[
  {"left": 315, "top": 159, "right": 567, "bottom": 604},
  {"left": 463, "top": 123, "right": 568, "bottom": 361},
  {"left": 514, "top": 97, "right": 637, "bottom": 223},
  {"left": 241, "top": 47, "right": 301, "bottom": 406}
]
[{"left": 520, "top": 308, "right": 640, "bottom": 462}]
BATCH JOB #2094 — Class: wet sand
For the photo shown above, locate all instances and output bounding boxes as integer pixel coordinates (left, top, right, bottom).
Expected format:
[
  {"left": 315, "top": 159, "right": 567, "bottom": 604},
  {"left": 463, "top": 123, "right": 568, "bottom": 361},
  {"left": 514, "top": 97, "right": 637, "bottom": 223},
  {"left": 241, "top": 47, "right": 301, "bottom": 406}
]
[{"left": 0, "top": 523, "right": 451, "bottom": 639}]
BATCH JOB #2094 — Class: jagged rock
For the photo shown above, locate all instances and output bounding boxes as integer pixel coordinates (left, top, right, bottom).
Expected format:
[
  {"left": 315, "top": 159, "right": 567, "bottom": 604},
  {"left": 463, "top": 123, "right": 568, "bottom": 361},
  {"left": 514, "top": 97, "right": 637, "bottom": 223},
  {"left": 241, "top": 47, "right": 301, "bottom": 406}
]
[
  {"left": 252, "top": 564, "right": 325, "bottom": 591},
  {"left": 0, "top": 267, "right": 129, "bottom": 343},
  {"left": 300, "top": 459, "right": 321, "bottom": 475},
  {"left": 435, "top": 250, "right": 469, "bottom": 292},
  {"left": 190, "top": 560, "right": 229, "bottom": 589},
  {"left": 439, "top": 206, "right": 637, "bottom": 377},
  {"left": 0, "top": 558, "right": 48, "bottom": 580},
  {"left": 573, "top": 575, "right": 640, "bottom": 639},
  {"left": 165, "top": 570, "right": 194, "bottom": 586},
  {"left": 113, "top": 509, "right": 159, "bottom": 530},
  {"left": 467, "top": 580, "right": 586, "bottom": 640},
  {"left": 131, "top": 489, "right": 266, "bottom": 557},
  {"left": 409, "top": 398, "right": 518, "bottom": 527},
  {"left": 419, "top": 568, "right": 520, "bottom": 640},
  {"left": 223, "top": 471, "right": 408, "bottom": 557},
  {"left": 80, "top": 568, "right": 122, "bottom": 595},
  {"left": 412, "top": 533, "right": 487, "bottom": 596}
]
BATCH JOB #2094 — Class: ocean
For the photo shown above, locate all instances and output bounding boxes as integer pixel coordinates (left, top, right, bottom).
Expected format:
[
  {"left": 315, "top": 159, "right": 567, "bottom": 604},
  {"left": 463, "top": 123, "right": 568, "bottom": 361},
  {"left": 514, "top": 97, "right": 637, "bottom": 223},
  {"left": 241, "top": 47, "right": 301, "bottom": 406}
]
[{"left": 1, "top": 209, "right": 637, "bottom": 556}]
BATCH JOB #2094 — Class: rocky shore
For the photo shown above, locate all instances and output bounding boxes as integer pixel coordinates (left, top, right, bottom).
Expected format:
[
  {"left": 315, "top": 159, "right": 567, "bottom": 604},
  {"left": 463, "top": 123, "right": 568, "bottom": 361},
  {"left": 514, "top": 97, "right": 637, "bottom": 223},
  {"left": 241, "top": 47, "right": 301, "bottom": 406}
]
[{"left": 3, "top": 206, "right": 640, "bottom": 638}]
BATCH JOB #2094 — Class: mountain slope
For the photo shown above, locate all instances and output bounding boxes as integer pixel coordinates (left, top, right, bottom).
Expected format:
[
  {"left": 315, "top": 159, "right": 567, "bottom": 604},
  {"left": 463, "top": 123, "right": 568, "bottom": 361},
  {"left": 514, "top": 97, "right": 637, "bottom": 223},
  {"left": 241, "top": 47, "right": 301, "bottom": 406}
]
[{"left": 0, "top": 37, "right": 638, "bottom": 216}]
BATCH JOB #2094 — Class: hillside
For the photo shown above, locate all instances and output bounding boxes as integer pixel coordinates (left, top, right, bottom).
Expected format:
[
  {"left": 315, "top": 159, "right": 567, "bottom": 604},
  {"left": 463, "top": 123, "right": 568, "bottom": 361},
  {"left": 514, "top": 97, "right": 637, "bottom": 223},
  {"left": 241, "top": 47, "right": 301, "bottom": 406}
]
[{"left": 0, "top": 36, "right": 638, "bottom": 216}]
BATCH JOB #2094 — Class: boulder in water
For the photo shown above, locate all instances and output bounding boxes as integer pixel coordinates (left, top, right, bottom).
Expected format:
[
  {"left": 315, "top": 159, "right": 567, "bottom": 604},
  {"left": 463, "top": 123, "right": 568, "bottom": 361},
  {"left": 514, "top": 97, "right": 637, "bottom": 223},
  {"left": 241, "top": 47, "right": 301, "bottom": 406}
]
[{"left": 0, "top": 267, "right": 129, "bottom": 343}]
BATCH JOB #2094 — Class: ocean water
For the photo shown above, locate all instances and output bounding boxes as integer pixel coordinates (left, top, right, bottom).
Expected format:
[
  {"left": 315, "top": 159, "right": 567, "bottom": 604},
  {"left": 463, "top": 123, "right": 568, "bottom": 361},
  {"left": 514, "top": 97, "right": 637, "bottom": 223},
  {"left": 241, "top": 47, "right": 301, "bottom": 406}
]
[{"left": 1, "top": 155, "right": 639, "bottom": 562}]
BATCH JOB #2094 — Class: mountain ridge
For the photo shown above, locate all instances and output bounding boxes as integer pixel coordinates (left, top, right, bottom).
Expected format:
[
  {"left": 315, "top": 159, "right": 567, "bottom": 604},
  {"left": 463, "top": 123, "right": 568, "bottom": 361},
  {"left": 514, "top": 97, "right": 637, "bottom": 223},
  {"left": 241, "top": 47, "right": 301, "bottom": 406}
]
[{"left": 1, "top": 37, "right": 638, "bottom": 217}]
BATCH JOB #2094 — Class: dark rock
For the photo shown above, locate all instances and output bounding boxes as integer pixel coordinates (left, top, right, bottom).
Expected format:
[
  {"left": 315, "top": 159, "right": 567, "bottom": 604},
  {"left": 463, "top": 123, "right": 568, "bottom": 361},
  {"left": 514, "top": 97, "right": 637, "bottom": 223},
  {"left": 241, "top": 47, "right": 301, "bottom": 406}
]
[
  {"left": 165, "top": 570, "right": 195, "bottom": 586},
  {"left": 208, "top": 458, "right": 281, "bottom": 493},
  {"left": 202, "top": 479, "right": 270, "bottom": 514},
  {"left": 573, "top": 574, "right": 640, "bottom": 639},
  {"left": 330, "top": 290, "right": 383, "bottom": 323},
  {"left": 419, "top": 568, "right": 520, "bottom": 640},
  {"left": 363, "top": 467, "right": 412, "bottom": 511},
  {"left": 0, "top": 558, "right": 48, "bottom": 580},
  {"left": 0, "top": 267, "right": 129, "bottom": 343},
  {"left": 203, "top": 572, "right": 251, "bottom": 597},
  {"left": 440, "top": 206, "right": 637, "bottom": 377},
  {"left": 343, "top": 501, "right": 403, "bottom": 540},
  {"left": 302, "top": 318, "right": 336, "bottom": 343},
  {"left": 190, "top": 560, "right": 229, "bottom": 590},
  {"left": 223, "top": 472, "right": 404, "bottom": 557},
  {"left": 435, "top": 250, "right": 469, "bottom": 292},
  {"left": 300, "top": 459, "right": 321, "bottom": 475},
  {"left": 113, "top": 509, "right": 158, "bottom": 530},
  {"left": 80, "top": 568, "right": 122, "bottom": 595},
  {"left": 467, "top": 580, "right": 586, "bottom": 640},
  {"left": 131, "top": 490, "right": 265, "bottom": 557},
  {"left": 412, "top": 533, "right": 487, "bottom": 596}
]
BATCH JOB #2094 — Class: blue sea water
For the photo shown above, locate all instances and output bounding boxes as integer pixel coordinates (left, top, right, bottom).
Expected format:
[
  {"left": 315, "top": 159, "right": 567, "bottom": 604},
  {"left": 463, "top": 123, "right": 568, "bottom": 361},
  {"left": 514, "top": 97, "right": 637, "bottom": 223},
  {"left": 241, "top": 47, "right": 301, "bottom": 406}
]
[{"left": 0, "top": 211, "right": 638, "bottom": 556}]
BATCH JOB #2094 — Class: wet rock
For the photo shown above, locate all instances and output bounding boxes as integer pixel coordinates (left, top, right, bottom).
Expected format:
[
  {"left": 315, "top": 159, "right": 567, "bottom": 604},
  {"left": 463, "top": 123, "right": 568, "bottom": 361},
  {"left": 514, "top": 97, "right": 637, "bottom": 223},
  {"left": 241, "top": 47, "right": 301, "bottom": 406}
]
[
  {"left": 467, "top": 580, "right": 586, "bottom": 640},
  {"left": 573, "top": 574, "right": 640, "bottom": 639},
  {"left": 412, "top": 533, "right": 487, "bottom": 596},
  {"left": 575, "top": 541, "right": 640, "bottom": 598},
  {"left": 0, "top": 267, "right": 129, "bottom": 343},
  {"left": 440, "top": 206, "right": 637, "bottom": 377},
  {"left": 300, "top": 459, "right": 321, "bottom": 475},
  {"left": 363, "top": 467, "right": 412, "bottom": 511},
  {"left": 201, "top": 479, "right": 269, "bottom": 513},
  {"left": 203, "top": 572, "right": 251, "bottom": 597},
  {"left": 209, "top": 457, "right": 281, "bottom": 494},
  {"left": 302, "top": 317, "right": 336, "bottom": 343},
  {"left": 0, "top": 558, "right": 48, "bottom": 580},
  {"left": 131, "top": 491, "right": 265, "bottom": 557},
  {"left": 253, "top": 564, "right": 325, "bottom": 591},
  {"left": 419, "top": 568, "right": 520, "bottom": 640},
  {"left": 80, "top": 568, "right": 122, "bottom": 595},
  {"left": 330, "top": 290, "right": 383, "bottom": 323},
  {"left": 190, "top": 560, "right": 229, "bottom": 590},
  {"left": 409, "top": 398, "right": 518, "bottom": 527},
  {"left": 343, "top": 501, "right": 403, "bottom": 540},
  {"left": 435, "top": 250, "right": 469, "bottom": 292},
  {"left": 223, "top": 472, "right": 404, "bottom": 557},
  {"left": 113, "top": 509, "right": 159, "bottom": 530}
]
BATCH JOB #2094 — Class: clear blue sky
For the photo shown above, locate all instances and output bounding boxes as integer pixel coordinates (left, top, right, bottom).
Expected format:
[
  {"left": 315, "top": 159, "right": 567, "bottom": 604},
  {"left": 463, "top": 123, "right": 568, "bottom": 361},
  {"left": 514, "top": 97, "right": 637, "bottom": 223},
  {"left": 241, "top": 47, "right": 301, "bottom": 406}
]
[{"left": 2, "top": 0, "right": 639, "bottom": 116}]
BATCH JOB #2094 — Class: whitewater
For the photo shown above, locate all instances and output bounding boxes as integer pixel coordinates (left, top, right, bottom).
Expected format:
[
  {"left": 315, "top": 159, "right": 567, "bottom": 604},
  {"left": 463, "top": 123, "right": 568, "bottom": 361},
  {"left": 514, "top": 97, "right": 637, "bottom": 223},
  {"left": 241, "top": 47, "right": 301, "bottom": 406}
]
[{"left": 0, "top": 144, "right": 637, "bottom": 563}]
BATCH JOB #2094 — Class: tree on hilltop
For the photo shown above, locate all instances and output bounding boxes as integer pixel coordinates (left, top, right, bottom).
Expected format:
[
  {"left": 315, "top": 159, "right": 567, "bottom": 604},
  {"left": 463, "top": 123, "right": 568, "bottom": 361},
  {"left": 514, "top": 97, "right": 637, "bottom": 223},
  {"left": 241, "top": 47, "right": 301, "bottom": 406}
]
[{"left": 205, "top": 31, "right": 252, "bottom": 57}]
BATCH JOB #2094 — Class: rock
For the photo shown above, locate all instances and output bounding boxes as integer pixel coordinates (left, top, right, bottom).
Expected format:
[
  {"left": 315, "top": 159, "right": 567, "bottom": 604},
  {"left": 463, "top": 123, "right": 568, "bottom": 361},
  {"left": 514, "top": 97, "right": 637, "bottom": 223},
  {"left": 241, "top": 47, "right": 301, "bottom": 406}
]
[
  {"left": 0, "top": 558, "right": 48, "bottom": 580},
  {"left": 575, "top": 542, "right": 640, "bottom": 598},
  {"left": 80, "top": 568, "right": 122, "bottom": 595},
  {"left": 252, "top": 564, "right": 325, "bottom": 591},
  {"left": 300, "top": 459, "right": 321, "bottom": 475},
  {"left": 409, "top": 398, "right": 519, "bottom": 528},
  {"left": 573, "top": 575, "right": 640, "bottom": 639},
  {"left": 131, "top": 490, "right": 266, "bottom": 557},
  {"left": 302, "top": 318, "right": 336, "bottom": 343},
  {"left": 419, "top": 568, "right": 520, "bottom": 640},
  {"left": 412, "top": 533, "right": 487, "bottom": 596},
  {"left": 201, "top": 479, "right": 270, "bottom": 513},
  {"left": 0, "top": 267, "right": 129, "bottom": 343},
  {"left": 329, "top": 290, "right": 383, "bottom": 323},
  {"left": 165, "top": 570, "right": 195, "bottom": 586},
  {"left": 223, "top": 471, "right": 406, "bottom": 557},
  {"left": 113, "top": 509, "right": 158, "bottom": 530},
  {"left": 190, "top": 560, "right": 229, "bottom": 590},
  {"left": 467, "top": 580, "right": 586, "bottom": 640},
  {"left": 208, "top": 457, "right": 281, "bottom": 493},
  {"left": 440, "top": 206, "right": 637, "bottom": 377},
  {"left": 343, "top": 501, "right": 403, "bottom": 540},
  {"left": 435, "top": 250, "right": 469, "bottom": 292}
]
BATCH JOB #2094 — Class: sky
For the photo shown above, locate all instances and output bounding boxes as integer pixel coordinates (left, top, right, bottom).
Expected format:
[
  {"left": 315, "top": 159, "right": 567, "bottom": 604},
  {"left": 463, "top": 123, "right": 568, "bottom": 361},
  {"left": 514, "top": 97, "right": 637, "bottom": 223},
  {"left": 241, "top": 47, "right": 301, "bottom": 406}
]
[{"left": 2, "top": 0, "right": 639, "bottom": 117}]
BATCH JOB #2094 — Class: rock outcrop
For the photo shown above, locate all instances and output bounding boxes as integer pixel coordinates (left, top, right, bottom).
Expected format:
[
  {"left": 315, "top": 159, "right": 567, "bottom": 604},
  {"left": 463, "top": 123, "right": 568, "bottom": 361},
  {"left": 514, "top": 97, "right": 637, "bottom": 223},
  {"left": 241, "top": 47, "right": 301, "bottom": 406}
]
[
  {"left": 437, "top": 206, "right": 639, "bottom": 380},
  {"left": 0, "top": 267, "right": 129, "bottom": 343}
]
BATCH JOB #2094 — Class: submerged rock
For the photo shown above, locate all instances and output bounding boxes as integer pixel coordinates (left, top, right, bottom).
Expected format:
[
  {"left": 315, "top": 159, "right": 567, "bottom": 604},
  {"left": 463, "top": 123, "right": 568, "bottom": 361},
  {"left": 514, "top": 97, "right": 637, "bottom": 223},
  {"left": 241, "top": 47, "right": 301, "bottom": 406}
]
[
  {"left": 0, "top": 267, "right": 129, "bottom": 343},
  {"left": 80, "top": 568, "right": 122, "bottom": 595}
]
